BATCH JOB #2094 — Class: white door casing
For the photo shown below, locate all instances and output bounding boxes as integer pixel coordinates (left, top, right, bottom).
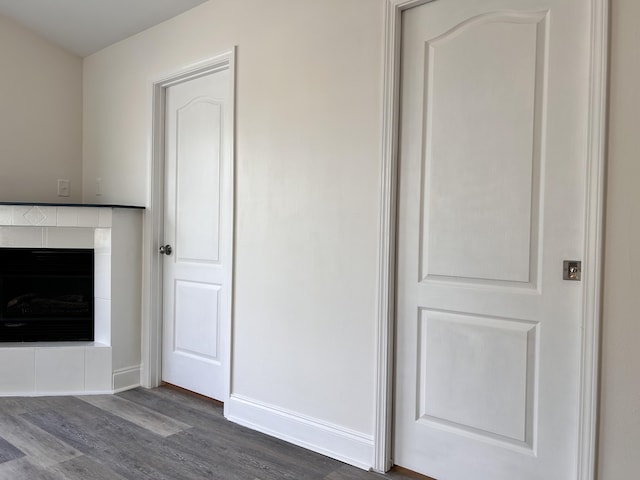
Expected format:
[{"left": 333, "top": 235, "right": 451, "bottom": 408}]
[
  {"left": 142, "top": 51, "right": 235, "bottom": 402},
  {"left": 374, "top": 0, "right": 607, "bottom": 478}
]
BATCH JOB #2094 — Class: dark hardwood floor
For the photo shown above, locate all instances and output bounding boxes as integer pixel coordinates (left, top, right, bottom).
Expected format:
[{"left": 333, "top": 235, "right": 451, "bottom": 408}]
[{"left": 0, "top": 386, "right": 427, "bottom": 479}]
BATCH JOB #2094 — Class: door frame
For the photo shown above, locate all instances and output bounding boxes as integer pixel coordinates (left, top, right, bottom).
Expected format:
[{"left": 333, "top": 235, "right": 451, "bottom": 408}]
[
  {"left": 373, "top": 1, "right": 608, "bottom": 477},
  {"left": 141, "top": 49, "right": 236, "bottom": 406}
]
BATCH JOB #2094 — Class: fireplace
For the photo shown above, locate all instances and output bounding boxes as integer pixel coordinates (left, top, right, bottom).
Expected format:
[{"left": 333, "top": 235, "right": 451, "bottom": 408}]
[{"left": 0, "top": 248, "right": 94, "bottom": 342}]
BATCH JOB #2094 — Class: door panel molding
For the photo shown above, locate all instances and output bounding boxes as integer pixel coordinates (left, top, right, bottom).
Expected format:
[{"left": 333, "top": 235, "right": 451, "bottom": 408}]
[
  {"left": 142, "top": 49, "right": 236, "bottom": 406},
  {"left": 373, "top": 1, "right": 607, "bottom": 477},
  {"left": 419, "top": 11, "right": 546, "bottom": 287}
]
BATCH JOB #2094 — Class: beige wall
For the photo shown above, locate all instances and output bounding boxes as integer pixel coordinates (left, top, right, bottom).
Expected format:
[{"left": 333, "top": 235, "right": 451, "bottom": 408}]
[
  {"left": 0, "top": 14, "right": 82, "bottom": 203},
  {"left": 598, "top": 0, "right": 640, "bottom": 478},
  {"left": 83, "top": 0, "right": 382, "bottom": 436}
]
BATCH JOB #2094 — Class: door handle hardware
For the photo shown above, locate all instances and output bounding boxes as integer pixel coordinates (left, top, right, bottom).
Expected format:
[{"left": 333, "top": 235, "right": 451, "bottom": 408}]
[
  {"left": 159, "top": 244, "right": 173, "bottom": 256},
  {"left": 563, "top": 260, "right": 581, "bottom": 281}
]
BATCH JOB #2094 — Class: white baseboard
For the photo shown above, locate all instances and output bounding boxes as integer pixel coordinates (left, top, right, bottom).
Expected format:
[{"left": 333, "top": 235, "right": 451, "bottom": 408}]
[
  {"left": 225, "top": 394, "right": 374, "bottom": 470},
  {"left": 112, "top": 365, "right": 141, "bottom": 392}
]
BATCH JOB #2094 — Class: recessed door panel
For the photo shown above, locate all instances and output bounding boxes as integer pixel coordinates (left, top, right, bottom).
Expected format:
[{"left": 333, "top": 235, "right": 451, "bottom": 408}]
[
  {"left": 176, "top": 99, "right": 222, "bottom": 264},
  {"left": 421, "top": 12, "right": 545, "bottom": 286},
  {"left": 174, "top": 280, "right": 220, "bottom": 362},
  {"left": 418, "top": 310, "right": 537, "bottom": 447}
]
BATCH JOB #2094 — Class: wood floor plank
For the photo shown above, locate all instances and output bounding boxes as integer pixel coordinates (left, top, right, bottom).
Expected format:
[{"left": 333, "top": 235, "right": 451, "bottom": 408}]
[
  {"left": 0, "top": 414, "right": 81, "bottom": 467},
  {"left": 0, "top": 457, "right": 62, "bottom": 480},
  {"left": 0, "top": 398, "right": 32, "bottom": 416},
  {"left": 77, "top": 394, "right": 191, "bottom": 437},
  {"left": 117, "top": 387, "right": 224, "bottom": 429},
  {"left": 325, "top": 465, "right": 387, "bottom": 479},
  {"left": 165, "top": 426, "right": 337, "bottom": 480},
  {"left": 119, "top": 385, "right": 224, "bottom": 418},
  {"left": 0, "top": 396, "right": 62, "bottom": 416},
  {"left": 21, "top": 399, "right": 234, "bottom": 480},
  {"left": 49, "top": 455, "right": 128, "bottom": 480},
  {"left": 120, "top": 387, "right": 341, "bottom": 463},
  {"left": 0, "top": 435, "right": 24, "bottom": 464},
  {"left": 120, "top": 388, "right": 419, "bottom": 480},
  {"left": 4, "top": 387, "right": 426, "bottom": 480},
  {"left": 120, "top": 387, "right": 343, "bottom": 477}
]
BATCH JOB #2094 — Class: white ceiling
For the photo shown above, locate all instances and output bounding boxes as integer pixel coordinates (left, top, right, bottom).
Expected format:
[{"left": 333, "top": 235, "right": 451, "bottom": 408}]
[{"left": 0, "top": 0, "right": 208, "bottom": 57}]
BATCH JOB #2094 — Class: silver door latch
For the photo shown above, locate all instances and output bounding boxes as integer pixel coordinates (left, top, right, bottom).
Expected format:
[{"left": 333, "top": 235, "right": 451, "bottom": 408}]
[{"left": 563, "top": 260, "right": 581, "bottom": 281}]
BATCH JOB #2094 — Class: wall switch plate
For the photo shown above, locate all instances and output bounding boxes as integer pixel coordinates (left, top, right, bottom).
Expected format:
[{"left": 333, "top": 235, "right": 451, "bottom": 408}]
[
  {"left": 57, "top": 179, "right": 70, "bottom": 197},
  {"left": 96, "top": 177, "right": 102, "bottom": 196}
]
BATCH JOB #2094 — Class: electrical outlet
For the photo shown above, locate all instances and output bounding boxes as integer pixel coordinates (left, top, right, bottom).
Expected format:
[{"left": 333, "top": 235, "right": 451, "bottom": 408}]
[{"left": 57, "top": 179, "right": 70, "bottom": 197}]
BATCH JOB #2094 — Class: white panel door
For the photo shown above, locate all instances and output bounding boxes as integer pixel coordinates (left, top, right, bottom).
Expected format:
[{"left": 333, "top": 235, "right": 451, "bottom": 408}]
[
  {"left": 162, "top": 68, "right": 232, "bottom": 401},
  {"left": 395, "top": 1, "right": 591, "bottom": 479}
]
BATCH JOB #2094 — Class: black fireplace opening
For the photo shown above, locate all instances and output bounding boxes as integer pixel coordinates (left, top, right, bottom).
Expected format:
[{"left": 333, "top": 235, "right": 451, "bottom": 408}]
[{"left": 0, "top": 248, "right": 94, "bottom": 342}]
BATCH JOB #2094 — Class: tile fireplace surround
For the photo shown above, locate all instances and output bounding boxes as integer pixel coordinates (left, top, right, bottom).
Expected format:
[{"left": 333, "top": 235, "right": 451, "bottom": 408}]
[{"left": 0, "top": 203, "right": 143, "bottom": 396}]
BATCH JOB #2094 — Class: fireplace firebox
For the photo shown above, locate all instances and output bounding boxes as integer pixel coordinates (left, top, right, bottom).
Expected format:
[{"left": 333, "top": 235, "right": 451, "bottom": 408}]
[{"left": 0, "top": 248, "right": 94, "bottom": 342}]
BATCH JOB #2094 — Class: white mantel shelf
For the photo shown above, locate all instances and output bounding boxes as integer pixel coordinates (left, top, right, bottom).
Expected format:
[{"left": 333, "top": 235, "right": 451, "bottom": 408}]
[{"left": 0, "top": 204, "right": 143, "bottom": 396}]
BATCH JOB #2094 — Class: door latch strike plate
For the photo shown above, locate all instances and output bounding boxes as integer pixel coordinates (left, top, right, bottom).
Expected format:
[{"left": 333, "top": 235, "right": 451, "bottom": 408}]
[{"left": 563, "top": 260, "right": 581, "bottom": 281}]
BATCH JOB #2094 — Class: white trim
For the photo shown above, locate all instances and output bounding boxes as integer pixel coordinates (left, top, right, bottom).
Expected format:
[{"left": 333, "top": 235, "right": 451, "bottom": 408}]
[
  {"left": 375, "top": 0, "right": 434, "bottom": 472},
  {"left": 374, "top": 0, "right": 607, "bottom": 476},
  {"left": 224, "top": 49, "right": 237, "bottom": 405},
  {"left": 577, "top": 1, "right": 608, "bottom": 479},
  {"left": 141, "top": 49, "right": 236, "bottom": 402},
  {"left": 372, "top": 0, "right": 409, "bottom": 472},
  {"left": 112, "top": 365, "right": 142, "bottom": 393},
  {"left": 226, "top": 394, "right": 375, "bottom": 471}
]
